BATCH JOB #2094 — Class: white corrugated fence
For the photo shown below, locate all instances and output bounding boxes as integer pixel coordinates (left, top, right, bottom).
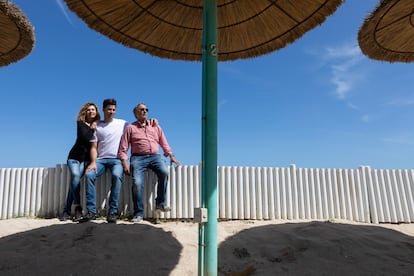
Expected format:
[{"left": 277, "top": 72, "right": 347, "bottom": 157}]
[{"left": 1, "top": 164, "right": 413, "bottom": 223}]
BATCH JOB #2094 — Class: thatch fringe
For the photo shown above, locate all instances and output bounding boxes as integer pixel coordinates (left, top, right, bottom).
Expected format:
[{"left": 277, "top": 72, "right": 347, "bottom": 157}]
[
  {"left": 65, "top": 0, "right": 344, "bottom": 62},
  {"left": 358, "top": 0, "right": 414, "bottom": 63},
  {"left": 0, "top": 0, "right": 35, "bottom": 66}
]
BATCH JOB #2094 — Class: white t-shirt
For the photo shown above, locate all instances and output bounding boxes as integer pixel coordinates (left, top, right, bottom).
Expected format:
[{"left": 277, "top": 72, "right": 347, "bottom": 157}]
[{"left": 91, "top": 118, "right": 128, "bottom": 159}]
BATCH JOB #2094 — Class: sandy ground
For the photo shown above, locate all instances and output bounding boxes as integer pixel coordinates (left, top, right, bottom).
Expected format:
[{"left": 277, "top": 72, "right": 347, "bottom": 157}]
[{"left": 0, "top": 217, "right": 413, "bottom": 275}]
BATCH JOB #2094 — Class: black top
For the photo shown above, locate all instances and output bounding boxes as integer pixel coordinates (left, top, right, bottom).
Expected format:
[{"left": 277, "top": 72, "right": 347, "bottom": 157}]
[{"left": 67, "top": 121, "right": 95, "bottom": 162}]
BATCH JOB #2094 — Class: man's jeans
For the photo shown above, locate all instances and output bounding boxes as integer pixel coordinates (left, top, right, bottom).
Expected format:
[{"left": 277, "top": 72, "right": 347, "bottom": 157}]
[
  {"left": 64, "top": 159, "right": 86, "bottom": 212},
  {"left": 85, "top": 158, "right": 123, "bottom": 214},
  {"left": 130, "top": 154, "right": 169, "bottom": 217}
]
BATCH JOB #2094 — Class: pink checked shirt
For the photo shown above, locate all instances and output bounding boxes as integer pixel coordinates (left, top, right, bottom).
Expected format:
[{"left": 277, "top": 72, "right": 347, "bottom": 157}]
[{"left": 117, "top": 120, "right": 173, "bottom": 160}]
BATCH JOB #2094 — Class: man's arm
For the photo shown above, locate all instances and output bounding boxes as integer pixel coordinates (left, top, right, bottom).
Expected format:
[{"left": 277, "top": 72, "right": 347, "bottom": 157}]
[
  {"left": 86, "top": 142, "right": 98, "bottom": 172},
  {"left": 118, "top": 126, "right": 131, "bottom": 175},
  {"left": 121, "top": 159, "right": 130, "bottom": 175}
]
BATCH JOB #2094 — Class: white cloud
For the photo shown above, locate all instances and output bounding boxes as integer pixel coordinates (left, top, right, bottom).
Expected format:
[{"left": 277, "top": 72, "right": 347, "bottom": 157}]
[
  {"left": 381, "top": 135, "right": 414, "bottom": 146},
  {"left": 323, "top": 43, "right": 363, "bottom": 99},
  {"left": 384, "top": 97, "right": 414, "bottom": 106},
  {"left": 331, "top": 77, "right": 350, "bottom": 99},
  {"left": 218, "top": 99, "right": 228, "bottom": 111},
  {"left": 219, "top": 63, "right": 279, "bottom": 91},
  {"left": 325, "top": 44, "right": 361, "bottom": 60},
  {"left": 55, "top": 0, "right": 75, "bottom": 26},
  {"left": 346, "top": 102, "right": 359, "bottom": 110},
  {"left": 361, "top": 114, "right": 371, "bottom": 123}
]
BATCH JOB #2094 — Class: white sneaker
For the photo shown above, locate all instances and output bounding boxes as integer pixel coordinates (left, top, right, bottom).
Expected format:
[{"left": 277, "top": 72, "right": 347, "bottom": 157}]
[{"left": 131, "top": 216, "right": 143, "bottom": 223}]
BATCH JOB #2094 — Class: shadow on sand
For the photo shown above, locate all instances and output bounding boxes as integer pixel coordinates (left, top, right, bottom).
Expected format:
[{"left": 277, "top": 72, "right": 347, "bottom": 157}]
[
  {"left": 0, "top": 221, "right": 182, "bottom": 275},
  {"left": 218, "top": 221, "right": 414, "bottom": 276}
]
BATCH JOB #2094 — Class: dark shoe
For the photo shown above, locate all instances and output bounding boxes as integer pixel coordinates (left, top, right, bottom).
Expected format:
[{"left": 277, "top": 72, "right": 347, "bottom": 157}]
[
  {"left": 78, "top": 211, "right": 96, "bottom": 223},
  {"left": 155, "top": 205, "right": 171, "bottom": 212},
  {"left": 107, "top": 212, "right": 117, "bottom": 223},
  {"left": 60, "top": 211, "right": 71, "bottom": 221},
  {"left": 73, "top": 206, "right": 83, "bottom": 222}
]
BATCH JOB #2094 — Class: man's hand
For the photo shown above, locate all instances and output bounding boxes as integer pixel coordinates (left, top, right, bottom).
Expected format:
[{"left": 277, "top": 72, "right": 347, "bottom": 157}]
[
  {"left": 86, "top": 162, "right": 97, "bottom": 173},
  {"left": 122, "top": 160, "right": 131, "bottom": 175},
  {"left": 170, "top": 155, "right": 181, "bottom": 166},
  {"left": 123, "top": 166, "right": 131, "bottom": 175},
  {"left": 150, "top": 118, "right": 158, "bottom": 127}
]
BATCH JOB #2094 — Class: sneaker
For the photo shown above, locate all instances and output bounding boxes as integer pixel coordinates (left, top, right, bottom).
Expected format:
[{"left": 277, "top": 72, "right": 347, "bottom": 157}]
[
  {"left": 107, "top": 212, "right": 117, "bottom": 223},
  {"left": 131, "top": 215, "right": 143, "bottom": 223},
  {"left": 73, "top": 206, "right": 83, "bottom": 222},
  {"left": 155, "top": 205, "right": 171, "bottom": 212},
  {"left": 78, "top": 211, "right": 96, "bottom": 223},
  {"left": 60, "top": 211, "right": 71, "bottom": 221}
]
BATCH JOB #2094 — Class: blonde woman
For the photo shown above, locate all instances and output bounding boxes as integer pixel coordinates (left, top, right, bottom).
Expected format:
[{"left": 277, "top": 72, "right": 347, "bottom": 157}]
[{"left": 61, "top": 102, "right": 101, "bottom": 221}]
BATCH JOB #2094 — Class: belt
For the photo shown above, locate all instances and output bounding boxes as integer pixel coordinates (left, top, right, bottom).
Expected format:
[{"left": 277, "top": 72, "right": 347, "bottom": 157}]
[{"left": 131, "top": 153, "right": 154, "bottom": 156}]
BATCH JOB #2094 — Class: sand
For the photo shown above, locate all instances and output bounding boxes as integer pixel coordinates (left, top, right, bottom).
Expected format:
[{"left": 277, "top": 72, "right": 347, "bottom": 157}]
[{"left": 0, "top": 217, "right": 413, "bottom": 275}]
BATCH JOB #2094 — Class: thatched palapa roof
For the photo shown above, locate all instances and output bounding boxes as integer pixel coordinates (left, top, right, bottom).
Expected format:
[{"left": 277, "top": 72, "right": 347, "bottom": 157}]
[
  {"left": 0, "top": 0, "right": 35, "bottom": 67},
  {"left": 358, "top": 0, "right": 414, "bottom": 63},
  {"left": 65, "top": 0, "right": 344, "bottom": 61}
]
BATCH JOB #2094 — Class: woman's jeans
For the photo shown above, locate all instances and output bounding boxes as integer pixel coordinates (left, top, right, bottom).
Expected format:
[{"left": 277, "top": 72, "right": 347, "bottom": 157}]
[
  {"left": 84, "top": 158, "right": 123, "bottom": 214},
  {"left": 64, "top": 159, "right": 86, "bottom": 212},
  {"left": 130, "top": 154, "right": 169, "bottom": 217}
]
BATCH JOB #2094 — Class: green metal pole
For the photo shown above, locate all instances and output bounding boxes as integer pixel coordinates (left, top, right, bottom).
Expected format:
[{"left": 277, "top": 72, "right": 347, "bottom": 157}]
[
  {"left": 201, "top": 1, "right": 218, "bottom": 275},
  {"left": 198, "top": 3, "right": 208, "bottom": 275}
]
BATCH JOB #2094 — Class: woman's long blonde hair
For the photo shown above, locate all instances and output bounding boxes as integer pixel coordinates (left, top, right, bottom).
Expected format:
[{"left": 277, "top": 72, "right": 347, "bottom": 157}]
[{"left": 77, "top": 102, "right": 101, "bottom": 123}]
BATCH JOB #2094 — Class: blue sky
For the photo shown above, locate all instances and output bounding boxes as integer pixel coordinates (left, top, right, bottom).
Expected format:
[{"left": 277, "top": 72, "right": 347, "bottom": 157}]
[{"left": 1, "top": 0, "right": 414, "bottom": 169}]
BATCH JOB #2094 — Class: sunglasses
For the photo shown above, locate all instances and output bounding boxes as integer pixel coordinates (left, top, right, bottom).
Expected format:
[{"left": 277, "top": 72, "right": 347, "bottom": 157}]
[{"left": 139, "top": 108, "right": 149, "bottom": 112}]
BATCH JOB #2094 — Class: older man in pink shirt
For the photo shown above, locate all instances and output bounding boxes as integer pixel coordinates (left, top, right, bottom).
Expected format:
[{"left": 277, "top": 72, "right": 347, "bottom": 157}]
[{"left": 118, "top": 103, "right": 180, "bottom": 223}]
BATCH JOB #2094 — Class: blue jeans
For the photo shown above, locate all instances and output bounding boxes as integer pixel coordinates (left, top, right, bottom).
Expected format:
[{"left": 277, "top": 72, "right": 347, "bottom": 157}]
[
  {"left": 84, "top": 158, "right": 123, "bottom": 214},
  {"left": 130, "top": 154, "right": 169, "bottom": 217},
  {"left": 64, "top": 159, "right": 86, "bottom": 212}
]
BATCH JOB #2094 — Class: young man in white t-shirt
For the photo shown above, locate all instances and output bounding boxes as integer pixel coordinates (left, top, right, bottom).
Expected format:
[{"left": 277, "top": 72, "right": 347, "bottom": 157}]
[{"left": 83, "top": 98, "right": 128, "bottom": 223}]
